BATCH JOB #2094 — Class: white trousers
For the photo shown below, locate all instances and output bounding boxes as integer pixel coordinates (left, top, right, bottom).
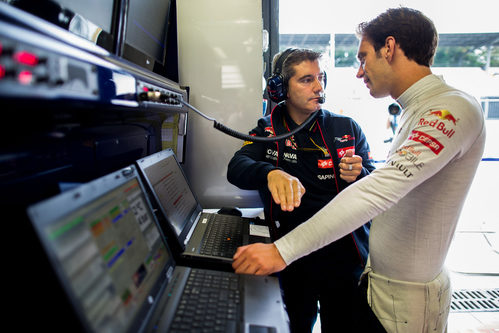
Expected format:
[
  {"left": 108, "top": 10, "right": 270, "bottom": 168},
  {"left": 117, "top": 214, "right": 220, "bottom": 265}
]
[{"left": 362, "top": 261, "right": 451, "bottom": 333}]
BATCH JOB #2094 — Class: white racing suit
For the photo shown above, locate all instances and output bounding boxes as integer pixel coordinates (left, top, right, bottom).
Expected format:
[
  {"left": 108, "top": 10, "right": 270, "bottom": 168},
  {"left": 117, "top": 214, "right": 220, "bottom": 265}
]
[{"left": 274, "top": 74, "right": 486, "bottom": 332}]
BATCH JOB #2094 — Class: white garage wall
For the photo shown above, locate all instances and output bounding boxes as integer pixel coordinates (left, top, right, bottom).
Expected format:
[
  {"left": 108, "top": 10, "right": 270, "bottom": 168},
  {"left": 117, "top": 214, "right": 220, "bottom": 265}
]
[{"left": 177, "top": 0, "right": 264, "bottom": 208}]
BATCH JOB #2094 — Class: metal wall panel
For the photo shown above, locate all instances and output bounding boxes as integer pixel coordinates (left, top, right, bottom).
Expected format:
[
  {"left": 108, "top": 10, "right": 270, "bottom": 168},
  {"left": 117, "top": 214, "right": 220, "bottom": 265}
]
[{"left": 177, "top": 0, "right": 264, "bottom": 208}]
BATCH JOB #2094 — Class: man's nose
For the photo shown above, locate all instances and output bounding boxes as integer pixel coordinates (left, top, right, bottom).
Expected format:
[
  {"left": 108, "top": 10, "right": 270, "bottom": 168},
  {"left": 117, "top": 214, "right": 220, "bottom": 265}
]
[
  {"left": 314, "top": 77, "right": 324, "bottom": 91},
  {"left": 356, "top": 64, "right": 365, "bottom": 78}
]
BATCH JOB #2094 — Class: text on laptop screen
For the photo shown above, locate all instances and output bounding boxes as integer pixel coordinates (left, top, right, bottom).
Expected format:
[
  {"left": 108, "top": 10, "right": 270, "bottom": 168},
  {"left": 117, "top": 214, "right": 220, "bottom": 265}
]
[
  {"left": 37, "top": 177, "right": 170, "bottom": 332},
  {"left": 142, "top": 154, "right": 198, "bottom": 236}
]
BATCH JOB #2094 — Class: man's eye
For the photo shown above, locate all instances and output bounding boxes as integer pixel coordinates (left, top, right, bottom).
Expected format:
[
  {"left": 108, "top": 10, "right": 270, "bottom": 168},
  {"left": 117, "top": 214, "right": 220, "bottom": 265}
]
[{"left": 354, "top": 59, "right": 365, "bottom": 70}]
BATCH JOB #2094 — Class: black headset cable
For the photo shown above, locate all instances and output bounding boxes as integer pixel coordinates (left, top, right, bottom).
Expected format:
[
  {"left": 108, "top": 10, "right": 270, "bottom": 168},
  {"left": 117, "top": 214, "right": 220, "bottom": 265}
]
[{"left": 179, "top": 99, "right": 321, "bottom": 143}]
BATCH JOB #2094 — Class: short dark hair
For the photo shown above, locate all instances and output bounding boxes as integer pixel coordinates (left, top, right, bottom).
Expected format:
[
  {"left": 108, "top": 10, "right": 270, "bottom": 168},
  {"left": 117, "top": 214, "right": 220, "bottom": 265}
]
[
  {"left": 356, "top": 7, "right": 438, "bottom": 67},
  {"left": 273, "top": 48, "right": 322, "bottom": 87}
]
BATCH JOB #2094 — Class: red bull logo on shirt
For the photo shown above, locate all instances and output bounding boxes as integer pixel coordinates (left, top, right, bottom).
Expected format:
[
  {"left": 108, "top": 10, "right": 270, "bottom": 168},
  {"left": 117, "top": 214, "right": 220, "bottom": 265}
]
[
  {"left": 429, "top": 109, "right": 459, "bottom": 125},
  {"left": 418, "top": 109, "right": 458, "bottom": 138},
  {"left": 335, "top": 135, "right": 355, "bottom": 143}
]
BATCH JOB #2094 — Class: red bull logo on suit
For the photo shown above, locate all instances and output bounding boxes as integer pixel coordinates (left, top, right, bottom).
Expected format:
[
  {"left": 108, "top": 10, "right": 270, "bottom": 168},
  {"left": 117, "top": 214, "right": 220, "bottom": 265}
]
[
  {"left": 418, "top": 109, "right": 459, "bottom": 138},
  {"left": 429, "top": 109, "right": 459, "bottom": 125}
]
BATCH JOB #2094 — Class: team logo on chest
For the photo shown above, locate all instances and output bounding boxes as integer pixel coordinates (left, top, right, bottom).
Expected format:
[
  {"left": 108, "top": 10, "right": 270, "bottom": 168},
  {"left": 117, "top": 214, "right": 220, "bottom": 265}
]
[
  {"left": 264, "top": 127, "right": 275, "bottom": 137},
  {"left": 318, "top": 158, "right": 333, "bottom": 169},
  {"left": 335, "top": 135, "right": 355, "bottom": 143},
  {"left": 285, "top": 135, "right": 298, "bottom": 150}
]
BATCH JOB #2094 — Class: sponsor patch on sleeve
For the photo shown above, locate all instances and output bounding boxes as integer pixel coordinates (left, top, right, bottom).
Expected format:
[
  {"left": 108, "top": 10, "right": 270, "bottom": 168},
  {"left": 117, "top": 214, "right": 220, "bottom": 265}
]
[{"left": 408, "top": 130, "right": 444, "bottom": 155}]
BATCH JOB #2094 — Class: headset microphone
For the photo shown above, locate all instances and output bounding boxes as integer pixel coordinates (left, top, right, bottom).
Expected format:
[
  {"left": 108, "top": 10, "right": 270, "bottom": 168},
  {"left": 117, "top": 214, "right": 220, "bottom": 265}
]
[{"left": 318, "top": 96, "right": 325, "bottom": 104}]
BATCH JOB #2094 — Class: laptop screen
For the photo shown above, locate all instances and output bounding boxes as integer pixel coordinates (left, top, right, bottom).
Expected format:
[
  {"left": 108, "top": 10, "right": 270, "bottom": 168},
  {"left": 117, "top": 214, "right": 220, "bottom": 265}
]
[
  {"left": 136, "top": 149, "right": 201, "bottom": 246},
  {"left": 27, "top": 166, "right": 173, "bottom": 333}
]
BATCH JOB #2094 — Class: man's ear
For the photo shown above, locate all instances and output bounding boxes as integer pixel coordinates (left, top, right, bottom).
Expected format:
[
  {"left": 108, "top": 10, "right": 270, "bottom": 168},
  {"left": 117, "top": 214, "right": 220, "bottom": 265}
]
[{"left": 384, "top": 36, "right": 396, "bottom": 62}]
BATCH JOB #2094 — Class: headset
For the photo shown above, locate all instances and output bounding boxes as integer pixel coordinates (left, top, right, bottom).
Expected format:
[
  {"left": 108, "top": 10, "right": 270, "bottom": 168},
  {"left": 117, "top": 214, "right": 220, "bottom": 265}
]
[
  {"left": 266, "top": 48, "right": 327, "bottom": 103},
  {"left": 178, "top": 48, "right": 327, "bottom": 142},
  {"left": 266, "top": 48, "right": 297, "bottom": 103}
]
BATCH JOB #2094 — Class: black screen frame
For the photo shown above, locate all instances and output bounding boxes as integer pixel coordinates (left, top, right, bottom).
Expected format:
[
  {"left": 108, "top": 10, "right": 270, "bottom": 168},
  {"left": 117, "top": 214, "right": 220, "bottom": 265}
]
[
  {"left": 119, "top": 0, "right": 175, "bottom": 79},
  {"left": 6, "top": 0, "right": 121, "bottom": 54},
  {"left": 27, "top": 165, "right": 176, "bottom": 333},
  {"left": 135, "top": 149, "right": 202, "bottom": 250}
]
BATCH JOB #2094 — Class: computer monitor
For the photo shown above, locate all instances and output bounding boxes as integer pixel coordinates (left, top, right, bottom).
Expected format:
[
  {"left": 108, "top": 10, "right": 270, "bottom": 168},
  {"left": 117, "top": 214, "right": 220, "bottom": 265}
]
[
  {"left": 7, "top": 0, "right": 118, "bottom": 53},
  {"left": 27, "top": 166, "right": 172, "bottom": 332},
  {"left": 121, "top": 0, "right": 172, "bottom": 74}
]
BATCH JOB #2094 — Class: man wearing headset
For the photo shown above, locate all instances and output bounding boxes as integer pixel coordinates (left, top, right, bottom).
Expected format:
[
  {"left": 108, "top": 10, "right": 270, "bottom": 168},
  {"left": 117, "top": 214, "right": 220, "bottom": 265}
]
[
  {"left": 232, "top": 7, "right": 486, "bottom": 332},
  {"left": 227, "top": 48, "right": 376, "bottom": 332}
]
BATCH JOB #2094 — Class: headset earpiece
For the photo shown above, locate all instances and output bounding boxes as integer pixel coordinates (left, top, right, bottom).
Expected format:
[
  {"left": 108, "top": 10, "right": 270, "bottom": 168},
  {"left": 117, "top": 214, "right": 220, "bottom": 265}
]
[{"left": 266, "top": 48, "right": 297, "bottom": 103}]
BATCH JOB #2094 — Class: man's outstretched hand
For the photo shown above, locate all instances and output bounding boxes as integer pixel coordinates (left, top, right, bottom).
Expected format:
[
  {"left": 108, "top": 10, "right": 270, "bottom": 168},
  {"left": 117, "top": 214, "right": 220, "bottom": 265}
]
[
  {"left": 267, "top": 169, "right": 305, "bottom": 212},
  {"left": 232, "top": 243, "right": 287, "bottom": 275}
]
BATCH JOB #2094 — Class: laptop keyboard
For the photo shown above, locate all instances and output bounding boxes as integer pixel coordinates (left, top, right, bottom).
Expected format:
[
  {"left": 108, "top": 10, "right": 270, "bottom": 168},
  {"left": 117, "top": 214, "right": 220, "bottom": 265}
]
[
  {"left": 200, "top": 215, "right": 243, "bottom": 258},
  {"left": 170, "top": 269, "right": 241, "bottom": 332}
]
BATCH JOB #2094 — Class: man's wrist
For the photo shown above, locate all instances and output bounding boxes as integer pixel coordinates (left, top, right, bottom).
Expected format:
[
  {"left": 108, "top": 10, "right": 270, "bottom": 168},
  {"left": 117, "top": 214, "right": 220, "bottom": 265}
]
[
  {"left": 273, "top": 239, "right": 292, "bottom": 265},
  {"left": 267, "top": 167, "right": 282, "bottom": 180}
]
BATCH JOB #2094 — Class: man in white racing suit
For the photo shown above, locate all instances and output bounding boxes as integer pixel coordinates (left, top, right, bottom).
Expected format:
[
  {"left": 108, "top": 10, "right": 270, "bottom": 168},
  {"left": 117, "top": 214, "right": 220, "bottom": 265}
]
[{"left": 232, "top": 7, "right": 486, "bottom": 332}]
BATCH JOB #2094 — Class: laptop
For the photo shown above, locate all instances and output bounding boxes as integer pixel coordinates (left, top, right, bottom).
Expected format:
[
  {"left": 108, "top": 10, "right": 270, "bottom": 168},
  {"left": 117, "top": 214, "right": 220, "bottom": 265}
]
[
  {"left": 27, "top": 165, "right": 289, "bottom": 333},
  {"left": 136, "top": 149, "right": 271, "bottom": 269}
]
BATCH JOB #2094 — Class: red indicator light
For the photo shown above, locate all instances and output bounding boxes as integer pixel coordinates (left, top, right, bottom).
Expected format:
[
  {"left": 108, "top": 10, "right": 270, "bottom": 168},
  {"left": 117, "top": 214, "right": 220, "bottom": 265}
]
[
  {"left": 14, "top": 51, "right": 38, "bottom": 66},
  {"left": 0, "top": 65, "right": 5, "bottom": 79},
  {"left": 18, "top": 70, "right": 33, "bottom": 85},
  {"left": 142, "top": 86, "right": 149, "bottom": 92}
]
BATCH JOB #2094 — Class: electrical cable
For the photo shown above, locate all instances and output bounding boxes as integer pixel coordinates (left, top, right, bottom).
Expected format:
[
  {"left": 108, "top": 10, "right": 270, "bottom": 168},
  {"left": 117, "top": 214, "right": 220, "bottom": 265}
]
[{"left": 179, "top": 98, "right": 323, "bottom": 143}]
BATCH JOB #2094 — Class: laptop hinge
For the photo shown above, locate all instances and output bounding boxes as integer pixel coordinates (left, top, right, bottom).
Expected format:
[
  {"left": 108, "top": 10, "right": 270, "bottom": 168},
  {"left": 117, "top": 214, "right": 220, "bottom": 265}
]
[
  {"left": 166, "top": 266, "right": 173, "bottom": 282},
  {"left": 183, "top": 211, "right": 202, "bottom": 245}
]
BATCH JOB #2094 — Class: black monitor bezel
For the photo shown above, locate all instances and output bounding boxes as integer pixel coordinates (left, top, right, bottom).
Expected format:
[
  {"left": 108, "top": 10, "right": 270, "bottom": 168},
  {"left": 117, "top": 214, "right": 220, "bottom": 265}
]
[
  {"left": 118, "top": 0, "right": 173, "bottom": 76},
  {"left": 5, "top": 0, "right": 121, "bottom": 54}
]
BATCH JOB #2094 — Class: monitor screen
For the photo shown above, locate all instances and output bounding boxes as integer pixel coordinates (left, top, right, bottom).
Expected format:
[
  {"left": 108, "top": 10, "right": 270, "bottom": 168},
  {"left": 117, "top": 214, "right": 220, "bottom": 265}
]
[
  {"left": 138, "top": 150, "right": 198, "bottom": 238},
  {"left": 121, "top": 0, "right": 172, "bottom": 72},
  {"left": 28, "top": 168, "right": 172, "bottom": 332},
  {"left": 8, "top": 0, "right": 117, "bottom": 52}
]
